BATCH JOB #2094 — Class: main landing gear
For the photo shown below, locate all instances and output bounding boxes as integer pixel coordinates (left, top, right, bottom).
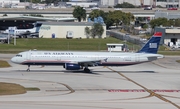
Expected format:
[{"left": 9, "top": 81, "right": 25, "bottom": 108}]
[
  {"left": 26, "top": 65, "right": 30, "bottom": 71},
  {"left": 83, "top": 67, "right": 91, "bottom": 73}
]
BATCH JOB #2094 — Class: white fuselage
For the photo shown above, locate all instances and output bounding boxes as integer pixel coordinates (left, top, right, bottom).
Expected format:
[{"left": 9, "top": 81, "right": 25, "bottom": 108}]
[
  {"left": 11, "top": 50, "right": 163, "bottom": 66},
  {"left": 3, "top": 27, "right": 36, "bottom": 36}
]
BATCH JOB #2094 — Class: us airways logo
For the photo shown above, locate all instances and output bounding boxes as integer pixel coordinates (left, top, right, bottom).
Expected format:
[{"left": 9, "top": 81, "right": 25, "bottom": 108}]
[{"left": 149, "top": 43, "right": 157, "bottom": 48}]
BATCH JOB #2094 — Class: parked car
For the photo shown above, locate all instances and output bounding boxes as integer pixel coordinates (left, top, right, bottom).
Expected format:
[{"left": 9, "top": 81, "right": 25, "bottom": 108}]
[
  {"left": 91, "top": 7, "right": 100, "bottom": 10},
  {"left": 155, "top": 10, "right": 161, "bottom": 12},
  {"left": 139, "top": 30, "right": 147, "bottom": 34},
  {"left": 144, "top": 6, "right": 152, "bottom": 10},
  {"left": 168, "top": 7, "right": 178, "bottom": 10},
  {"left": 114, "top": 8, "right": 122, "bottom": 10}
]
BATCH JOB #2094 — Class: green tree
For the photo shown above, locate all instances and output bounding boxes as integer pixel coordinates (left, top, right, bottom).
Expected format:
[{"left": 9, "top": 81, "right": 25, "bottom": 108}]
[
  {"left": 167, "top": 19, "right": 175, "bottom": 26},
  {"left": 88, "top": 10, "right": 105, "bottom": 21},
  {"left": 90, "top": 23, "right": 104, "bottom": 38},
  {"left": 23, "top": 14, "right": 43, "bottom": 17},
  {"left": 32, "top": 0, "right": 41, "bottom": 3},
  {"left": 123, "top": 12, "right": 134, "bottom": 25},
  {"left": 73, "top": 6, "right": 86, "bottom": 22},
  {"left": 88, "top": 10, "right": 134, "bottom": 29},
  {"left": 88, "top": 10, "right": 113, "bottom": 29},
  {"left": 114, "top": 2, "right": 136, "bottom": 8},
  {"left": 42, "top": 0, "right": 69, "bottom": 4},
  {"left": 174, "top": 19, "right": 180, "bottom": 27},
  {"left": 43, "top": 0, "right": 53, "bottom": 4},
  {"left": 108, "top": 11, "right": 120, "bottom": 27},
  {"left": 142, "top": 24, "right": 148, "bottom": 29},
  {"left": 20, "top": 0, "right": 42, "bottom": 3},
  {"left": 84, "top": 27, "right": 91, "bottom": 38},
  {"left": 107, "top": 11, "right": 134, "bottom": 31},
  {"left": 105, "top": 16, "right": 114, "bottom": 29},
  {"left": 149, "top": 18, "right": 169, "bottom": 28}
]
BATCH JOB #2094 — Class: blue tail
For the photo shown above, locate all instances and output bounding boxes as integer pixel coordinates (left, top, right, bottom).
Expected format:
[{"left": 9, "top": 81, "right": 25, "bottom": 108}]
[{"left": 138, "top": 32, "right": 162, "bottom": 54}]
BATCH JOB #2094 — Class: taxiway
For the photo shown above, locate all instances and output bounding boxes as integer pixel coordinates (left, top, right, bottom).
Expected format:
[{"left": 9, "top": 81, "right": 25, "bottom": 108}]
[{"left": 0, "top": 54, "right": 180, "bottom": 109}]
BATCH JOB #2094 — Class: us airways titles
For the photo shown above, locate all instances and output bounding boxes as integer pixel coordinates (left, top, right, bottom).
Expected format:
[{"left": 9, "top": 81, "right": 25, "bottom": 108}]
[{"left": 44, "top": 52, "right": 73, "bottom": 55}]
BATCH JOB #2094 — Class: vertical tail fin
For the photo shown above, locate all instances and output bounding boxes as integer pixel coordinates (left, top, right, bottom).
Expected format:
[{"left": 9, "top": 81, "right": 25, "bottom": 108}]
[{"left": 137, "top": 32, "right": 162, "bottom": 54}]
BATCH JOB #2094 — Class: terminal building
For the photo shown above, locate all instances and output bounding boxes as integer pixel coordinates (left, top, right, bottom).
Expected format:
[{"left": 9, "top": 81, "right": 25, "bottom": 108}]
[
  {"left": 100, "top": 0, "right": 180, "bottom": 7},
  {"left": 0, "top": 0, "right": 19, "bottom": 4},
  {"left": 39, "top": 22, "right": 106, "bottom": 39}
]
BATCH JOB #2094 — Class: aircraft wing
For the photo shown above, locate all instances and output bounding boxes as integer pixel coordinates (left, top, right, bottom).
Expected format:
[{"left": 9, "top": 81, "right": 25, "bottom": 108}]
[{"left": 67, "top": 58, "right": 105, "bottom": 66}]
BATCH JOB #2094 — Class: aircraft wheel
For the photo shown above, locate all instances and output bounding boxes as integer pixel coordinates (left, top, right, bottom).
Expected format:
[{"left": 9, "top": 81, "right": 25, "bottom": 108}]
[
  {"left": 27, "top": 65, "right": 30, "bottom": 71},
  {"left": 84, "top": 68, "right": 91, "bottom": 73}
]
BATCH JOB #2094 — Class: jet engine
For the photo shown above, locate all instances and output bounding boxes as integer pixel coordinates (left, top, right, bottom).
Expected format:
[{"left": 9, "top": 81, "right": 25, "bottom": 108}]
[{"left": 64, "top": 63, "right": 82, "bottom": 70}]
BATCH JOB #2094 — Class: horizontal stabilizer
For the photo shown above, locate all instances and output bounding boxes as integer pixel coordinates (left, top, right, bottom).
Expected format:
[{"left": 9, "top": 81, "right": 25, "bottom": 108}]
[{"left": 147, "top": 56, "right": 158, "bottom": 61}]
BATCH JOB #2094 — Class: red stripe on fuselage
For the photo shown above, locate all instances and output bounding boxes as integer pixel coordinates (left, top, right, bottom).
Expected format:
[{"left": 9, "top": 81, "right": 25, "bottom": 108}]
[{"left": 21, "top": 60, "right": 146, "bottom": 66}]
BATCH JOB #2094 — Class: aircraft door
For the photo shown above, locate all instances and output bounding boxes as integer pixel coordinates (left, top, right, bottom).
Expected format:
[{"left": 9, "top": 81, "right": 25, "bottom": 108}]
[{"left": 26, "top": 50, "right": 31, "bottom": 60}]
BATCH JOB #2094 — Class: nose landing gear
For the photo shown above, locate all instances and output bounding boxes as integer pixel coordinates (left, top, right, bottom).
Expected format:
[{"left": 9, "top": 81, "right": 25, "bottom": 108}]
[{"left": 26, "top": 65, "right": 30, "bottom": 71}]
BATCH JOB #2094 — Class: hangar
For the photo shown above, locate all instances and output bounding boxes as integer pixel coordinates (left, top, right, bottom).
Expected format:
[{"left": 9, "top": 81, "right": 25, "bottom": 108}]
[
  {"left": 0, "top": 16, "right": 77, "bottom": 30},
  {"left": 39, "top": 22, "right": 106, "bottom": 39},
  {"left": 155, "top": 26, "right": 180, "bottom": 48}
]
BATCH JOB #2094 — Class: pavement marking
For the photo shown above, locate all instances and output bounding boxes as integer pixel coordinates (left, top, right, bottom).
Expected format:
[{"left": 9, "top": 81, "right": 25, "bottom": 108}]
[
  {"left": 106, "top": 67, "right": 180, "bottom": 109},
  {"left": 159, "top": 94, "right": 180, "bottom": 99},
  {"left": 108, "top": 89, "right": 180, "bottom": 92},
  {"left": 0, "top": 77, "right": 75, "bottom": 95}
]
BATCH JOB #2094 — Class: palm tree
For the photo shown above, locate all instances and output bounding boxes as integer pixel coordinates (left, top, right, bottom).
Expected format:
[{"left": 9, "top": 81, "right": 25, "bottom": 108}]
[{"left": 73, "top": 6, "right": 86, "bottom": 22}]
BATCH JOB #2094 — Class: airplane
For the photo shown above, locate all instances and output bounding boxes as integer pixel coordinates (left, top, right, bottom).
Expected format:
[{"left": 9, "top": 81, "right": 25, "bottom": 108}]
[
  {"left": 3, "top": 22, "right": 42, "bottom": 38},
  {"left": 11, "top": 32, "right": 163, "bottom": 73}
]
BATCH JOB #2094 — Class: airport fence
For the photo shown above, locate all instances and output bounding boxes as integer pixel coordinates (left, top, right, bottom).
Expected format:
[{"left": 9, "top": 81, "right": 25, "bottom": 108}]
[
  {"left": 107, "top": 31, "right": 142, "bottom": 44},
  {"left": 107, "top": 30, "right": 144, "bottom": 51}
]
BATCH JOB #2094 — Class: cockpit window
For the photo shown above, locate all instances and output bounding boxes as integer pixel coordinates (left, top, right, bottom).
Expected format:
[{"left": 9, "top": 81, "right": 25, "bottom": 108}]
[{"left": 16, "top": 54, "right": 22, "bottom": 57}]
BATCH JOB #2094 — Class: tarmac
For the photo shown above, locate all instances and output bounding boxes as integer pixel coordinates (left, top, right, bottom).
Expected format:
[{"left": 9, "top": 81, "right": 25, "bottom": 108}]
[{"left": 0, "top": 54, "right": 180, "bottom": 109}]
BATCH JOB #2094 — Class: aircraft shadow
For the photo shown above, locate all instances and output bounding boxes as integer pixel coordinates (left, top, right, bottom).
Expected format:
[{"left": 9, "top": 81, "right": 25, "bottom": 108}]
[
  {"left": 13, "top": 70, "right": 100, "bottom": 75},
  {"left": 92, "top": 70, "right": 156, "bottom": 73},
  {"left": 64, "top": 70, "right": 100, "bottom": 75},
  {"left": 14, "top": 70, "right": 156, "bottom": 74}
]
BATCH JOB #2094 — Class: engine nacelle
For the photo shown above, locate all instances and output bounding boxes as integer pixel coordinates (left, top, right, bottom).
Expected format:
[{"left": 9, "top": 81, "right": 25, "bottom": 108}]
[{"left": 64, "top": 63, "right": 82, "bottom": 70}]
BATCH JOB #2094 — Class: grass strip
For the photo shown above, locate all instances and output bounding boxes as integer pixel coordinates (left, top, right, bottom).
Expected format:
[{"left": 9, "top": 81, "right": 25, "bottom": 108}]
[
  {"left": 0, "top": 60, "right": 11, "bottom": 68},
  {"left": 0, "top": 82, "right": 26, "bottom": 95},
  {"left": 176, "top": 60, "right": 180, "bottom": 63},
  {"left": 0, "top": 82, "right": 40, "bottom": 96},
  {"left": 1, "top": 38, "right": 180, "bottom": 55},
  {"left": 158, "top": 51, "right": 180, "bottom": 55},
  {"left": 0, "top": 38, "right": 140, "bottom": 53},
  {"left": 25, "top": 87, "right": 40, "bottom": 91}
]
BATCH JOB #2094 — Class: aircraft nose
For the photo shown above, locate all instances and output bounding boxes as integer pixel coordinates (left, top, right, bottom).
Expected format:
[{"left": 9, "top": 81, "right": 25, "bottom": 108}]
[{"left": 11, "top": 57, "right": 17, "bottom": 63}]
